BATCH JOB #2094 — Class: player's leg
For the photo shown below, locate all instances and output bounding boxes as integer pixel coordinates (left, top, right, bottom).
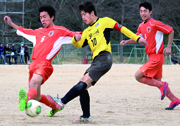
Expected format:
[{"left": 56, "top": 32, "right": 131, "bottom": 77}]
[
  {"left": 80, "top": 90, "right": 90, "bottom": 118},
  {"left": 135, "top": 69, "right": 169, "bottom": 100},
  {"left": 40, "top": 94, "right": 64, "bottom": 112},
  {"left": 165, "top": 86, "right": 180, "bottom": 110},
  {"left": 47, "top": 72, "right": 93, "bottom": 117},
  {"left": 73, "top": 90, "right": 92, "bottom": 123},
  {"left": 135, "top": 54, "right": 168, "bottom": 100},
  {"left": 47, "top": 51, "right": 113, "bottom": 119},
  {"left": 135, "top": 54, "right": 164, "bottom": 88},
  {"left": 165, "top": 97, "right": 180, "bottom": 110},
  {"left": 60, "top": 51, "right": 113, "bottom": 105},
  {"left": 47, "top": 80, "right": 90, "bottom": 117},
  {"left": 27, "top": 75, "right": 63, "bottom": 111},
  {"left": 19, "top": 73, "right": 42, "bottom": 111},
  {"left": 166, "top": 88, "right": 178, "bottom": 101},
  {"left": 29, "top": 61, "right": 64, "bottom": 111},
  {"left": 154, "top": 78, "right": 180, "bottom": 110},
  {"left": 61, "top": 72, "right": 94, "bottom": 103},
  {"left": 74, "top": 52, "right": 112, "bottom": 123},
  {"left": 28, "top": 73, "right": 43, "bottom": 100},
  {"left": 19, "top": 60, "right": 54, "bottom": 111},
  {"left": 135, "top": 70, "right": 168, "bottom": 100},
  {"left": 135, "top": 69, "right": 164, "bottom": 87},
  {"left": 154, "top": 73, "right": 180, "bottom": 109},
  {"left": 38, "top": 87, "right": 64, "bottom": 113},
  {"left": 47, "top": 75, "right": 91, "bottom": 118}
]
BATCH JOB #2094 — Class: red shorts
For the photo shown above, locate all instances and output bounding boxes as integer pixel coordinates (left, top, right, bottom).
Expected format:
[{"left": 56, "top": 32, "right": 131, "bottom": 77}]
[
  {"left": 140, "top": 54, "right": 164, "bottom": 78},
  {"left": 28, "top": 60, "right": 53, "bottom": 85}
]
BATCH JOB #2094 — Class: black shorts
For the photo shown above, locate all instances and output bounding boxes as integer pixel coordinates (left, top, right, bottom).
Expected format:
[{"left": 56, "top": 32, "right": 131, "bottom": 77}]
[{"left": 85, "top": 51, "right": 112, "bottom": 85}]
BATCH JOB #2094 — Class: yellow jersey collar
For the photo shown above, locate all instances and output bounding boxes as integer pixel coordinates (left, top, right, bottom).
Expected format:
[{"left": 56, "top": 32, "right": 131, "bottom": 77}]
[{"left": 90, "top": 18, "right": 99, "bottom": 26}]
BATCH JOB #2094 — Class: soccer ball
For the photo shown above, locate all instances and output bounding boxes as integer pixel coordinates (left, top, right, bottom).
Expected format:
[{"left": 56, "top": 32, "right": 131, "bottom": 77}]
[{"left": 25, "top": 100, "right": 42, "bottom": 117}]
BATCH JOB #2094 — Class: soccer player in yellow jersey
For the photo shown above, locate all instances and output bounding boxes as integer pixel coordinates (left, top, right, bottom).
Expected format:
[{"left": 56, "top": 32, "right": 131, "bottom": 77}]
[{"left": 47, "top": 1, "right": 147, "bottom": 123}]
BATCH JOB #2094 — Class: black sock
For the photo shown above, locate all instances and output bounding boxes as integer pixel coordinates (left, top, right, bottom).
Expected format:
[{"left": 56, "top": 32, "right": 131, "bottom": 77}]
[
  {"left": 61, "top": 81, "right": 87, "bottom": 104},
  {"left": 80, "top": 90, "right": 90, "bottom": 118}
]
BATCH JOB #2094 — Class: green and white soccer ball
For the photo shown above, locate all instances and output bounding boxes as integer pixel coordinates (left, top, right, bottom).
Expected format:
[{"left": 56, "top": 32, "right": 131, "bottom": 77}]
[{"left": 25, "top": 100, "right": 42, "bottom": 117}]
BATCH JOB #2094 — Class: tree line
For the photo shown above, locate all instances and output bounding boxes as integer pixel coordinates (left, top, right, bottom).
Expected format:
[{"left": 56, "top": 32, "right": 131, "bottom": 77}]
[{"left": 1, "top": 0, "right": 180, "bottom": 40}]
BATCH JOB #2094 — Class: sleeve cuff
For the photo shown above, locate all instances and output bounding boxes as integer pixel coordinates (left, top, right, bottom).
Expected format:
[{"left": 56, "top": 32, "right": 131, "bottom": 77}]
[
  {"left": 136, "top": 37, "right": 140, "bottom": 42},
  {"left": 72, "top": 36, "right": 77, "bottom": 43}
]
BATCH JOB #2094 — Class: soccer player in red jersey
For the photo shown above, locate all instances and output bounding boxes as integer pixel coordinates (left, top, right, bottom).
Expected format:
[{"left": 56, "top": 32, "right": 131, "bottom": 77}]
[
  {"left": 4, "top": 5, "right": 80, "bottom": 113},
  {"left": 120, "top": 2, "right": 180, "bottom": 110}
]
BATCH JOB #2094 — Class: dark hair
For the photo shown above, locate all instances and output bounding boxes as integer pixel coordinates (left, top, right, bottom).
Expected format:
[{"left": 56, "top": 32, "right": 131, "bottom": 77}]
[
  {"left": 139, "top": 2, "right": 152, "bottom": 11},
  {"left": 38, "top": 5, "right": 55, "bottom": 21},
  {"left": 78, "top": 1, "right": 97, "bottom": 16}
]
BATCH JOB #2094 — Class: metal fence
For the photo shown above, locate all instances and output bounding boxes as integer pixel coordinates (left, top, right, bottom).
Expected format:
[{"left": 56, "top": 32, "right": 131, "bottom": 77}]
[
  {"left": 1, "top": 42, "right": 180, "bottom": 65},
  {"left": 52, "top": 43, "right": 180, "bottom": 64}
]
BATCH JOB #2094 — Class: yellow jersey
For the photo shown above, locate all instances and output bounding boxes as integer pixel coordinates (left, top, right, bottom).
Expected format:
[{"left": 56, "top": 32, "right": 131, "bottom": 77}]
[
  {"left": 72, "top": 17, "right": 140, "bottom": 59},
  {"left": 72, "top": 17, "right": 116, "bottom": 59}
]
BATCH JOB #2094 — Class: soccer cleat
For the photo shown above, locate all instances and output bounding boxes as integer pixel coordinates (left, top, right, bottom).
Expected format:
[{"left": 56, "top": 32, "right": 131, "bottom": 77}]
[
  {"left": 47, "top": 95, "right": 64, "bottom": 117},
  {"left": 165, "top": 98, "right": 180, "bottom": 110},
  {"left": 19, "top": 88, "right": 27, "bottom": 111},
  {"left": 73, "top": 116, "right": 93, "bottom": 123},
  {"left": 159, "top": 82, "right": 168, "bottom": 100},
  {"left": 47, "top": 108, "right": 63, "bottom": 117}
]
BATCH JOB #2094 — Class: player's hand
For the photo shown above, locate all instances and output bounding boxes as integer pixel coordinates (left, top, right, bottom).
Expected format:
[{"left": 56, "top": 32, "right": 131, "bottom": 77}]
[
  {"left": 138, "top": 37, "right": 148, "bottom": 45},
  {"left": 4, "top": 16, "right": 12, "bottom": 25},
  {"left": 75, "top": 34, "right": 82, "bottom": 41},
  {"left": 164, "top": 47, "right": 171, "bottom": 56},
  {"left": 120, "top": 40, "right": 127, "bottom": 46}
]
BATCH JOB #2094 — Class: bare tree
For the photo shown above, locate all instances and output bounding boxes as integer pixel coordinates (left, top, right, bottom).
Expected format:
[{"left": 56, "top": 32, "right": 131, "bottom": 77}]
[{"left": 1, "top": 0, "right": 180, "bottom": 60}]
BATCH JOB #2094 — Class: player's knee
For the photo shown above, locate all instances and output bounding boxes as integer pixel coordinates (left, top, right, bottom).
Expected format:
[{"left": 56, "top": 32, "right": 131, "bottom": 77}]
[
  {"left": 134, "top": 73, "right": 141, "bottom": 82},
  {"left": 74, "top": 81, "right": 87, "bottom": 92},
  {"left": 29, "top": 80, "right": 39, "bottom": 89},
  {"left": 34, "top": 95, "right": 41, "bottom": 101},
  {"left": 134, "top": 70, "right": 144, "bottom": 82},
  {"left": 80, "top": 73, "right": 93, "bottom": 85}
]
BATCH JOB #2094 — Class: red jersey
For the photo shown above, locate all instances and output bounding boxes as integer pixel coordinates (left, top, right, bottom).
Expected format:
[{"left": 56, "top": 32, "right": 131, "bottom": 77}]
[
  {"left": 17, "top": 25, "right": 79, "bottom": 62},
  {"left": 136, "top": 18, "right": 173, "bottom": 55}
]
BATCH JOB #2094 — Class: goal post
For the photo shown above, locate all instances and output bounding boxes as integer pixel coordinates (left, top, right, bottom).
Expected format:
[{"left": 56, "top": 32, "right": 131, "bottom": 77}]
[
  {"left": 127, "top": 47, "right": 172, "bottom": 64},
  {"left": 127, "top": 47, "right": 147, "bottom": 64}
]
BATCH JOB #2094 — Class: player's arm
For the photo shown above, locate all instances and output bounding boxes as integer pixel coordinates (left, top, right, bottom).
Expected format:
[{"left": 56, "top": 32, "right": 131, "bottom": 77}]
[
  {"left": 120, "top": 33, "right": 144, "bottom": 45},
  {"left": 4, "top": 16, "right": 36, "bottom": 44},
  {"left": 114, "top": 23, "right": 140, "bottom": 42},
  {"left": 72, "top": 31, "right": 88, "bottom": 48},
  {"left": 154, "top": 20, "right": 174, "bottom": 55},
  {"left": 4, "top": 15, "right": 35, "bottom": 36},
  {"left": 4, "top": 16, "right": 19, "bottom": 30},
  {"left": 167, "top": 30, "right": 174, "bottom": 48},
  {"left": 120, "top": 39, "right": 137, "bottom": 46},
  {"left": 114, "top": 23, "right": 148, "bottom": 45},
  {"left": 164, "top": 30, "right": 174, "bottom": 56}
]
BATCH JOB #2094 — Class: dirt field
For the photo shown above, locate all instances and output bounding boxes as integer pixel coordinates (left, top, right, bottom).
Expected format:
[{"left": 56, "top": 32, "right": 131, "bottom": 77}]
[{"left": 0, "top": 64, "right": 180, "bottom": 126}]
